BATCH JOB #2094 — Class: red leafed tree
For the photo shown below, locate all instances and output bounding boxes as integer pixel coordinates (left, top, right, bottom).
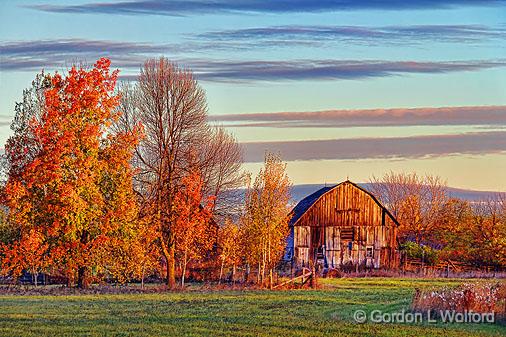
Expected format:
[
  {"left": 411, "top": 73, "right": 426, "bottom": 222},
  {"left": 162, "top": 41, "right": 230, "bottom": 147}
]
[
  {"left": 1, "top": 58, "right": 140, "bottom": 288},
  {"left": 173, "top": 170, "right": 215, "bottom": 287},
  {"left": 1, "top": 229, "right": 47, "bottom": 286}
]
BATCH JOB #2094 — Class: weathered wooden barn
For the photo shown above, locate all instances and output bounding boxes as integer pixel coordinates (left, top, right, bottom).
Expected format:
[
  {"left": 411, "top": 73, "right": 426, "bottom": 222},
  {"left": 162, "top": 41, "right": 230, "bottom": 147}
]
[{"left": 286, "top": 181, "right": 400, "bottom": 269}]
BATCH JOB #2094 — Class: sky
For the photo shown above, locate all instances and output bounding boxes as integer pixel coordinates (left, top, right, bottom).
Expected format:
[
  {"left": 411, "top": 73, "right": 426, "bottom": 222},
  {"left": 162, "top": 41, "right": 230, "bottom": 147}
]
[{"left": 0, "top": 0, "right": 505, "bottom": 191}]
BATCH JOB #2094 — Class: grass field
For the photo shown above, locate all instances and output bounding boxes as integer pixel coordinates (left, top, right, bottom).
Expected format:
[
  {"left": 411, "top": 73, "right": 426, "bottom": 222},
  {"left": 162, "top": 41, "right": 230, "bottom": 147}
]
[{"left": 0, "top": 278, "right": 504, "bottom": 336}]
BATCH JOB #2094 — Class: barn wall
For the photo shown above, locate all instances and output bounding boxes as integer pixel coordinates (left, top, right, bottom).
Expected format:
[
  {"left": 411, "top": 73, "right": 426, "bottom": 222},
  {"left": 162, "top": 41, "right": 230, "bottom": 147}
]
[{"left": 292, "top": 182, "right": 399, "bottom": 269}]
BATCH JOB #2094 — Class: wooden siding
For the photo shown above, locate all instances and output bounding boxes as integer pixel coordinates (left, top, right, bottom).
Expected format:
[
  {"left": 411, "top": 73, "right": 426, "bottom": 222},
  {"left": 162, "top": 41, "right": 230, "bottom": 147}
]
[{"left": 292, "top": 181, "right": 399, "bottom": 269}]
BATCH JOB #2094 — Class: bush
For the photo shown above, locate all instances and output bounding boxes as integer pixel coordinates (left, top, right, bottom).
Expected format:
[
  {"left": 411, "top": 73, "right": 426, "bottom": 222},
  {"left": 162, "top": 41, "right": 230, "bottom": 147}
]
[{"left": 401, "top": 241, "right": 440, "bottom": 265}]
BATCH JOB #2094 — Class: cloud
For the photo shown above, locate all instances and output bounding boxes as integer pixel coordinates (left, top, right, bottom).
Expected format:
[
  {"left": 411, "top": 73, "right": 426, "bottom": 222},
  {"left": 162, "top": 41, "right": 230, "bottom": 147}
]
[
  {"left": 210, "top": 106, "right": 506, "bottom": 127},
  {"left": 0, "top": 39, "right": 172, "bottom": 72},
  {"left": 0, "top": 39, "right": 317, "bottom": 72},
  {"left": 191, "top": 59, "right": 506, "bottom": 82},
  {"left": 2, "top": 40, "right": 505, "bottom": 81},
  {"left": 242, "top": 131, "right": 506, "bottom": 162},
  {"left": 26, "top": 0, "right": 506, "bottom": 16},
  {"left": 198, "top": 24, "right": 506, "bottom": 46},
  {"left": 0, "top": 39, "right": 171, "bottom": 56}
]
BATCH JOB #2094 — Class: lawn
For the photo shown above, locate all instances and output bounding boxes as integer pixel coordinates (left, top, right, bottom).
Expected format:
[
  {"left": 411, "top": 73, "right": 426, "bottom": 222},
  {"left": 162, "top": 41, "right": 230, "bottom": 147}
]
[{"left": 0, "top": 278, "right": 504, "bottom": 336}]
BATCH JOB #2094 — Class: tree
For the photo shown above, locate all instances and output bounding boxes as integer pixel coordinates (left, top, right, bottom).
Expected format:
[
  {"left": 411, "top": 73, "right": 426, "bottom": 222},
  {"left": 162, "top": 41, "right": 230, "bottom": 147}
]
[
  {"left": 116, "top": 58, "right": 243, "bottom": 288},
  {"left": 0, "top": 207, "right": 17, "bottom": 246},
  {"left": 369, "top": 172, "right": 448, "bottom": 244},
  {"left": 1, "top": 58, "right": 140, "bottom": 288},
  {"left": 2, "top": 72, "right": 49, "bottom": 179},
  {"left": 1, "top": 229, "right": 47, "bottom": 286},
  {"left": 217, "top": 218, "right": 241, "bottom": 284},
  {"left": 173, "top": 170, "right": 214, "bottom": 287},
  {"left": 101, "top": 215, "right": 159, "bottom": 286},
  {"left": 197, "top": 127, "right": 245, "bottom": 219},
  {"left": 436, "top": 198, "right": 474, "bottom": 261},
  {"left": 468, "top": 196, "right": 506, "bottom": 268},
  {"left": 241, "top": 152, "right": 291, "bottom": 288}
]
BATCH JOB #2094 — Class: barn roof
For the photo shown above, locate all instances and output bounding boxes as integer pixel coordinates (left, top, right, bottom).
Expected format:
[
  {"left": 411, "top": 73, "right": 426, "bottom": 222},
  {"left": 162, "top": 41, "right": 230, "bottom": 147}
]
[{"left": 288, "top": 180, "right": 400, "bottom": 227}]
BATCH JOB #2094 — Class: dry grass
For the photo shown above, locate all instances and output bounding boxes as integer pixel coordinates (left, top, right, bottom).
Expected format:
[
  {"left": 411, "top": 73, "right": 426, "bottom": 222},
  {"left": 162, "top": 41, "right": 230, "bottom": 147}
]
[{"left": 411, "top": 281, "right": 506, "bottom": 321}]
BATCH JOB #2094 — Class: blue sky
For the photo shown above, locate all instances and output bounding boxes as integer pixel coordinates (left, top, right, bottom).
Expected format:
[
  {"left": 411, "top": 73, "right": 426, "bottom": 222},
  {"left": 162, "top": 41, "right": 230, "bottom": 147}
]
[{"left": 1, "top": 0, "right": 505, "bottom": 190}]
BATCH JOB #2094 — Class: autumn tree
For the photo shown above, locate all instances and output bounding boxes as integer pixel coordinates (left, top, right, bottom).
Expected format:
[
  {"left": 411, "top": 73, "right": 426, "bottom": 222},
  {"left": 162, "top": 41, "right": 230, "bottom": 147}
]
[
  {"left": 0, "top": 73, "right": 50, "bottom": 284},
  {"left": 0, "top": 207, "right": 17, "bottom": 246},
  {"left": 1, "top": 58, "right": 140, "bottom": 288},
  {"left": 241, "top": 153, "right": 291, "bottom": 288},
  {"left": 369, "top": 172, "right": 448, "bottom": 244},
  {"left": 436, "top": 198, "right": 474, "bottom": 261},
  {"left": 173, "top": 170, "right": 215, "bottom": 287},
  {"left": 116, "top": 58, "right": 243, "bottom": 288},
  {"left": 468, "top": 196, "right": 506, "bottom": 268},
  {"left": 102, "top": 215, "right": 159, "bottom": 286},
  {"left": 217, "top": 218, "right": 241, "bottom": 284}
]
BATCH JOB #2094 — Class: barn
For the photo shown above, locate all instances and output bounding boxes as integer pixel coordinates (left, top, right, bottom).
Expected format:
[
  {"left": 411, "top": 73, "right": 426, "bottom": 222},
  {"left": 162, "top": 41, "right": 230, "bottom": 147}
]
[{"left": 286, "top": 180, "right": 400, "bottom": 270}]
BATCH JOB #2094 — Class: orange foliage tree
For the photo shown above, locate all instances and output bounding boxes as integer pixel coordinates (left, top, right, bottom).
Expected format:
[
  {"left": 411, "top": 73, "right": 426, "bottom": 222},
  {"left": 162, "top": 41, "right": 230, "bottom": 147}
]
[
  {"left": 1, "top": 58, "right": 140, "bottom": 288},
  {"left": 173, "top": 170, "right": 215, "bottom": 287}
]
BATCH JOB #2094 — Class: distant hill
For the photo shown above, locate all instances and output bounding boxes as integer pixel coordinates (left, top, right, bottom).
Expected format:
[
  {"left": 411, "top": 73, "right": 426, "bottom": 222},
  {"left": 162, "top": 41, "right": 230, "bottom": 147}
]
[{"left": 290, "top": 183, "right": 504, "bottom": 204}]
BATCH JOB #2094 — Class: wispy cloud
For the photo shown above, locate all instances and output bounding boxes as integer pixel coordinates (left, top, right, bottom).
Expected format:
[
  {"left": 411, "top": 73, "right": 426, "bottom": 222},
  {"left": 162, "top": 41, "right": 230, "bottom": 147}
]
[
  {"left": 1, "top": 39, "right": 171, "bottom": 56},
  {"left": 0, "top": 38, "right": 318, "bottom": 72},
  {"left": 210, "top": 106, "right": 506, "bottom": 127},
  {"left": 192, "top": 59, "right": 506, "bottom": 82},
  {"left": 2, "top": 40, "right": 505, "bottom": 81},
  {"left": 26, "top": 0, "right": 506, "bottom": 16},
  {"left": 242, "top": 131, "right": 506, "bottom": 162},
  {"left": 0, "top": 39, "right": 171, "bottom": 72},
  {"left": 198, "top": 24, "right": 506, "bottom": 46}
]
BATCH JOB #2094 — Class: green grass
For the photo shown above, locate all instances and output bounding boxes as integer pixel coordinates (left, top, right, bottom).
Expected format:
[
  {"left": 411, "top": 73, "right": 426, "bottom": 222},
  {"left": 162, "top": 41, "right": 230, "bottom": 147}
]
[{"left": 0, "top": 278, "right": 504, "bottom": 336}]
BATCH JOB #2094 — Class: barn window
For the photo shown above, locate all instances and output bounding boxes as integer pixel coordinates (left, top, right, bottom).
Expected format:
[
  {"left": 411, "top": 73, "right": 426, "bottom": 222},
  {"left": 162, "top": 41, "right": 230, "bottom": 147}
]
[
  {"left": 366, "top": 246, "right": 373, "bottom": 258},
  {"left": 340, "top": 227, "right": 354, "bottom": 241}
]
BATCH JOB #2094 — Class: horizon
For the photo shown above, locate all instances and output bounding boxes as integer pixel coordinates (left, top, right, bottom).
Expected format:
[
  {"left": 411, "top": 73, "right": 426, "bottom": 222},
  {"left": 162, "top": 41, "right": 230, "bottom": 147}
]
[{"left": 1, "top": 1, "right": 505, "bottom": 191}]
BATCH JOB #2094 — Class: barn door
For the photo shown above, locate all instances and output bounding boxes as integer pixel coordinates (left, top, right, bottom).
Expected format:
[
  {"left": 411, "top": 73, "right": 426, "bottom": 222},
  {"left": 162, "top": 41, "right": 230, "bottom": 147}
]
[
  {"left": 341, "top": 241, "right": 353, "bottom": 265},
  {"left": 310, "top": 227, "right": 324, "bottom": 263}
]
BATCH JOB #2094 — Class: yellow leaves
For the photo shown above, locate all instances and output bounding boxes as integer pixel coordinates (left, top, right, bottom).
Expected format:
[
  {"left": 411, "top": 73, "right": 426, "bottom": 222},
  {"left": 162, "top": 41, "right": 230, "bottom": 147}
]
[{"left": 241, "top": 152, "right": 291, "bottom": 273}]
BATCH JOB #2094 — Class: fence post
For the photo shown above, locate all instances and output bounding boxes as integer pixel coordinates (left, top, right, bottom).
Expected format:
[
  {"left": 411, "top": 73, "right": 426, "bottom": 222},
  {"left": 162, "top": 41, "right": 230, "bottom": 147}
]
[{"left": 310, "top": 265, "right": 317, "bottom": 289}]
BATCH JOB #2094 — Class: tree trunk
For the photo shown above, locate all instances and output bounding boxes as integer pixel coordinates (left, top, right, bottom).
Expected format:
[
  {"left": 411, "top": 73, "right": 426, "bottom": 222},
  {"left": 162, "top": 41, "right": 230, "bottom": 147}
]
[
  {"left": 161, "top": 239, "right": 176, "bottom": 289},
  {"left": 167, "top": 245, "right": 176, "bottom": 288},
  {"left": 219, "top": 257, "right": 225, "bottom": 285},
  {"left": 244, "top": 264, "right": 250, "bottom": 283},
  {"left": 77, "top": 231, "right": 89, "bottom": 289},
  {"left": 181, "top": 250, "right": 188, "bottom": 287},
  {"left": 268, "top": 235, "right": 272, "bottom": 289},
  {"left": 141, "top": 260, "right": 146, "bottom": 289},
  {"left": 232, "top": 264, "right": 236, "bottom": 284},
  {"left": 257, "top": 261, "right": 261, "bottom": 284},
  {"left": 77, "top": 266, "right": 88, "bottom": 289},
  {"left": 32, "top": 267, "right": 37, "bottom": 287},
  {"left": 261, "top": 243, "right": 266, "bottom": 285}
]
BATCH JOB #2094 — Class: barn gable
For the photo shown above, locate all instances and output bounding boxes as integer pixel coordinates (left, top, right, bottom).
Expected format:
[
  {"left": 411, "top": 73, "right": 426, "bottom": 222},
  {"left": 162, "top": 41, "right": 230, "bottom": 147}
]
[{"left": 289, "top": 180, "right": 399, "bottom": 228}]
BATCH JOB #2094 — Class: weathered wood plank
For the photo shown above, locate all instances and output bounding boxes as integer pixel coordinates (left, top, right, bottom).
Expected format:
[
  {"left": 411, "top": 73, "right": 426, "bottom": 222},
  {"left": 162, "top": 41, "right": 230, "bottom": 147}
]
[{"left": 291, "top": 181, "right": 399, "bottom": 269}]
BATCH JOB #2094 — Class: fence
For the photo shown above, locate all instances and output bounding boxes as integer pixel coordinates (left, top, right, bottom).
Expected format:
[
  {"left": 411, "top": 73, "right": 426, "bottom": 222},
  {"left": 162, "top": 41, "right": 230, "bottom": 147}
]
[{"left": 401, "top": 257, "right": 505, "bottom": 277}]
